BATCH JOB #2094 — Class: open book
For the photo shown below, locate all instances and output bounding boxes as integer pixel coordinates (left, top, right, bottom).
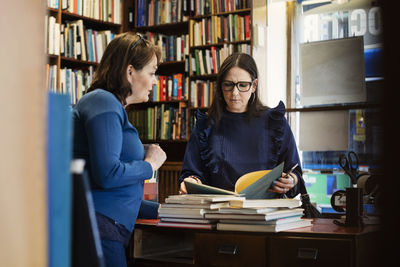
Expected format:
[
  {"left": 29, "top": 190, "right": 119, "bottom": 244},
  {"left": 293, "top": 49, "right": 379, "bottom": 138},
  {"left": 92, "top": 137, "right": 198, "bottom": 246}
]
[{"left": 184, "top": 162, "right": 285, "bottom": 199}]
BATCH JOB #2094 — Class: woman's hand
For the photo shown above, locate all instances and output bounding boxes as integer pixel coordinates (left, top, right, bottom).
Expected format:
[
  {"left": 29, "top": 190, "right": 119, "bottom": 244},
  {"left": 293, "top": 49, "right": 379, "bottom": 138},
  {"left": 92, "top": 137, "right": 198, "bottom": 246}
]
[
  {"left": 144, "top": 144, "right": 167, "bottom": 171},
  {"left": 179, "top": 176, "right": 202, "bottom": 194},
  {"left": 269, "top": 172, "right": 298, "bottom": 194}
]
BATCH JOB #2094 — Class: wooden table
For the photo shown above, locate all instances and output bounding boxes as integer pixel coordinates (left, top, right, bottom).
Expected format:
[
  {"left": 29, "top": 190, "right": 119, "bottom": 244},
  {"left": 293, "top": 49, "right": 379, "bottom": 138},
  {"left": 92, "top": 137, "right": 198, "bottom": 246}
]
[{"left": 128, "top": 218, "right": 381, "bottom": 267}]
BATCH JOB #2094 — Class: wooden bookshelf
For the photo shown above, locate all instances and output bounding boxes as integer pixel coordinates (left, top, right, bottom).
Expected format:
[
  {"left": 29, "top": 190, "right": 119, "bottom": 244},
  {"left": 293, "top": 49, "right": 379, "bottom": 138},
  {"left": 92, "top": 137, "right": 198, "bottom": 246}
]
[
  {"left": 45, "top": 1, "right": 125, "bottom": 104},
  {"left": 124, "top": 0, "right": 267, "bottom": 169}
]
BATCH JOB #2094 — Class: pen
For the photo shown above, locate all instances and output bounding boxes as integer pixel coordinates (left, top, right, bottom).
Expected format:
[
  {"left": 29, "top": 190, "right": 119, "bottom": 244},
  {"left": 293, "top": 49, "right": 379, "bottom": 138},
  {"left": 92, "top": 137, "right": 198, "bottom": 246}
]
[{"left": 284, "top": 163, "right": 298, "bottom": 178}]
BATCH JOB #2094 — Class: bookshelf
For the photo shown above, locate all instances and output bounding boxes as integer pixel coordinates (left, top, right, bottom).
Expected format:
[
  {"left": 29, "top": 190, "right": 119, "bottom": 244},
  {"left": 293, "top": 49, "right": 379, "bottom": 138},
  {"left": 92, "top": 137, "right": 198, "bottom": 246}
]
[
  {"left": 127, "top": 0, "right": 255, "bottom": 161},
  {"left": 124, "top": 0, "right": 191, "bottom": 162},
  {"left": 45, "top": 0, "right": 127, "bottom": 104}
]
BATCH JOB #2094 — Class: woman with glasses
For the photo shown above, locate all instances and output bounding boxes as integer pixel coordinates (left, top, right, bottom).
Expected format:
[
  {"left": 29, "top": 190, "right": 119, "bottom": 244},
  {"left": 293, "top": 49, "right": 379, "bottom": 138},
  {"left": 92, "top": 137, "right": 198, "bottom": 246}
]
[
  {"left": 179, "top": 52, "right": 302, "bottom": 198},
  {"left": 73, "top": 32, "right": 166, "bottom": 266}
]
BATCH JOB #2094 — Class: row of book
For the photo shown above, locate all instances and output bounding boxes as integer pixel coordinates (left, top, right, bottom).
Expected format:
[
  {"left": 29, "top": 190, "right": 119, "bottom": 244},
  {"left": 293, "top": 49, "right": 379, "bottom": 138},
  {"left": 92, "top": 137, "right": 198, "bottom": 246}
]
[
  {"left": 135, "top": 0, "right": 252, "bottom": 27},
  {"left": 157, "top": 194, "right": 312, "bottom": 232},
  {"left": 63, "top": 20, "right": 114, "bottom": 62},
  {"left": 190, "top": 14, "right": 251, "bottom": 46},
  {"left": 46, "top": 64, "right": 93, "bottom": 105},
  {"left": 152, "top": 74, "right": 189, "bottom": 102},
  {"left": 208, "top": 0, "right": 251, "bottom": 14},
  {"left": 136, "top": 0, "right": 188, "bottom": 27},
  {"left": 190, "top": 80, "right": 215, "bottom": 108},
  {"left": 63, "top": 0, "right": 122, "bottom": 24},
  {"left": 128, "top": 104, "right": 188, "bottom": 140},
  {"left": 190, "top": 44, "right": 251, "bottom": 76},
  {"left": 192, "top": 0, "right": 251, "bottom": 17},
  {"left": 142, "top": 32, "right": 189, "bottom": 63},
  {"left": 46, "top": 17, "right": 115, "bottom": 63},
  {"left": 47, "top": 0, "right": 60, "bottom": 9}
]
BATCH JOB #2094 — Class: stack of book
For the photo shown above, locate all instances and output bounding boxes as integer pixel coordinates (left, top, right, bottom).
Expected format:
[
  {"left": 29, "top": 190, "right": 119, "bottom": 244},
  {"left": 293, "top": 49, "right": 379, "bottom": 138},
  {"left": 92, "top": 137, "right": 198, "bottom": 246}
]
[
  {"left": 157, "top": 195, "right": 312, "bottom": 232},
  {"left": 207, "top": 198, "right": 312, "bottom": 232},
  {"left": 157, "top": 194, "right": 245, "bottom": 229}
]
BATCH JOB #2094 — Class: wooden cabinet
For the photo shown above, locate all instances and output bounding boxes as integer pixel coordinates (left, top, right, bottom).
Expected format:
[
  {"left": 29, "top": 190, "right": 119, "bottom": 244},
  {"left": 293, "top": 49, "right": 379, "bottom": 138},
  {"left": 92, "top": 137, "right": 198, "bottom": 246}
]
[
  {"left": 129, "top": 219, "right": 380, "bottom": 267},
  {"left": 269, "top": 236, "right": 353, "bottom": 267},
  {"left": 194, "top": 232, "right": 267, "bottom": 267}
]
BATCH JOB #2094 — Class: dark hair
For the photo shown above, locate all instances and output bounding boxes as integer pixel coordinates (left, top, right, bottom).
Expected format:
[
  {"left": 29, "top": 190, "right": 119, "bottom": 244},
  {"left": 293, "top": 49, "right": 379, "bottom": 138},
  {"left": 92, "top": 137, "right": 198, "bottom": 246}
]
[
  {"left": 87, "top": 32, "right": 162, "bottom": 105},
  {"left": 208, "top": 52, "right": 267, "bottom": 124}
]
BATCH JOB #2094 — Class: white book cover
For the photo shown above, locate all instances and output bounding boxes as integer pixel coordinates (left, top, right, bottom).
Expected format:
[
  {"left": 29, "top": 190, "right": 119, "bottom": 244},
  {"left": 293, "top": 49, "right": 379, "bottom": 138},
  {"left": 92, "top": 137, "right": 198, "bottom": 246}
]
[
  {"left": 72, "top": 24, "right": 77, "bottom": 59},
  {"left": 216, "top": 207, "right": 278, "bottom": 214},
  {"left": 48, "top": 16, "right": 56, "bottom": 54},
  {"left": 161, "top": 217, "right": 216, "bottom": 224},
  {"left": 176, "top": 36, "right": 182, "bottom": 61},
  {"left": 217, "top": 219, "right": 312, "bottom": 232},
  {"left": 198, "top": 50, "right": 205, "bottom": 75},
  {"left": 60, "top": 24, "right": 64, "bottom": 55},
  {"left": 114, "top": 0, "right": 121, "bottom": 24},
  {"left": 165, "top": 194, "right": 245, "bottom": 204},
  {"left": 94, "top": 0, "right": 99, "bottom": 20},
  {"left": 229, "top": 198, "right": 301, "bottom": 209},
  {"left": 158, "top": 207, "right": 208, "bottom": 216},
  {"left": 219, "top": 215, "right": 303, "bottom": 225},
  {"left": 62, "top": 0, "right": 68, "bottom": 9},
  {"left": 54, "top": 23, "right": 60, "bottom": 56},
  {"left": 160, "top": 202, "right": 229, "bottom": 210},
  {"left": 157, "top": 221, "right": 216, "bottom": 229},
  {"left": 60, "top": 68, "right": 66, "bottom": 94},
  {"left": 45, "top": 15, "right": 48, "bottom": 54},
  {"left": 77, "top": 20, "right": 86, "bottom": 61},
  {"left": 205, "top": 208, "right": 304, "bottom": 221},
  {"left": 190, "top": 80, "right": 197, "bottom": 107}
]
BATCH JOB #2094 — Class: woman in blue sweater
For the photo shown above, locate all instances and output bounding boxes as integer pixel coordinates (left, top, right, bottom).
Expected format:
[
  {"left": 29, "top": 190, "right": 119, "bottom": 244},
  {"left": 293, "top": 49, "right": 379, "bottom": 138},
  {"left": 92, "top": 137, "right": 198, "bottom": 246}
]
[
  {"left": 73, "top": 32, "right": 166, "bottom": 266},
  {"left": 179, "top": 53, "right": 302, "bottom": 198}
]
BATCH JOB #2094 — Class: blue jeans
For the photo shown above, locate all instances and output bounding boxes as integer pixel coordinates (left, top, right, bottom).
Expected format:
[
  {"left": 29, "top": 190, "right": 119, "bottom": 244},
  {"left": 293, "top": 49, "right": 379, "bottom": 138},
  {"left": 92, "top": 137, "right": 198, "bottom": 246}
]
[
  {"left": 101, "top": 239, "right": 127, "bottom": 267},
  {"left": 99, "top": 200, "right": 159, "bottom": 266}
]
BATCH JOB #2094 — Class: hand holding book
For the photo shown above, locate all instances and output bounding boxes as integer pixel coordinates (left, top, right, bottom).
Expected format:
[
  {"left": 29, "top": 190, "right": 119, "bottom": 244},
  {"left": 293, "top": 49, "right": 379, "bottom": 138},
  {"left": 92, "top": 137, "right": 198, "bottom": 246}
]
[
  {"left": 268, "top": 163, "right": 298, "bottom": 195},
  {"left": 180, "top": 175, "right": 203, "bottom": 194},
  {"left": 183, "top": 162, "right": 300, "bottom": 199}
]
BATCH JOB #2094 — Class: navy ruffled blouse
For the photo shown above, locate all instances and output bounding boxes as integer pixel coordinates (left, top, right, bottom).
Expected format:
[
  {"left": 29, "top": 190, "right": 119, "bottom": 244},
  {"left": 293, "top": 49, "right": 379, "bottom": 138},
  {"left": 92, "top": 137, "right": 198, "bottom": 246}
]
[{"left": 179, "top": 101, "right": 303, "bottom": 198}]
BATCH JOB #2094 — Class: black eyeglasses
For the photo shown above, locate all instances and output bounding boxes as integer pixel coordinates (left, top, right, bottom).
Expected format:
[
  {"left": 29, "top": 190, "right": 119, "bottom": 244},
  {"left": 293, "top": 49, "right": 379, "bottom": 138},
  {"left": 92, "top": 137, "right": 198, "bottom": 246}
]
[
  {"left": 221, "top": 80, "right": 254, "bottom": 92},
  {"left": 130, "top": 34, "right": 146, "bottom": 51}
]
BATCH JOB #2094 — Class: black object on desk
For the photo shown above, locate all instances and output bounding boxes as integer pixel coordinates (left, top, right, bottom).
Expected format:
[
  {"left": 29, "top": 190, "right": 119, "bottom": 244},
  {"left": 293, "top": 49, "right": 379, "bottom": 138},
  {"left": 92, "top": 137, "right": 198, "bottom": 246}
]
[
  {"left": 345, "top": 187, "right": 364, "bottom": 227},
  {"left": 339, "top": 151, "right": 359, "bottom": 185}
]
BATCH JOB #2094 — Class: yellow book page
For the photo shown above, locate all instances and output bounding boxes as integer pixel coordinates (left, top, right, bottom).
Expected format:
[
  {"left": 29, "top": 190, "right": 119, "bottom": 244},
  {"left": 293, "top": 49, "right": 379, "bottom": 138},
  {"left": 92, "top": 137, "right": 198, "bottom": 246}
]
[{"left": 235, "top": 170, "right": 271, "bottom": 194}]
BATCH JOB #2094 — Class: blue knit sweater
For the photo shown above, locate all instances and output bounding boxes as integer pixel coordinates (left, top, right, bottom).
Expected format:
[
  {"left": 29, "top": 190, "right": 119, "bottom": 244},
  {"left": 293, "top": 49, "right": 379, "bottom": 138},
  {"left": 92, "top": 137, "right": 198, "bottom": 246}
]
[
  {"left": 73, "top": 89, "right": 153, "bottom": 231},
  {"left": 179, "top": 101, "right": 302, "bottom": 198}
]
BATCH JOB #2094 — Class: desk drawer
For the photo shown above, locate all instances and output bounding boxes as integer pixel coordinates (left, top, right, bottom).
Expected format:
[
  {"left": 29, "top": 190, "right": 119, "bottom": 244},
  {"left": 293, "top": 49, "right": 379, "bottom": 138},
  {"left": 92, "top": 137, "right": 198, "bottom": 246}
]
[
  {"left": 194, "top": 233, "right": 267, "bottom": 267},
  {"left": 269, "top": 236, "right": 353, "bottom": 267}
]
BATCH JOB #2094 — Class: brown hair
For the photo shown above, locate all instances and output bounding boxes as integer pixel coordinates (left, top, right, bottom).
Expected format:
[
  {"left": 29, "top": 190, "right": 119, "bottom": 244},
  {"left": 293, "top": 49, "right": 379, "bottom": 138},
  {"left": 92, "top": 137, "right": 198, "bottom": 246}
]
[
  {"left": 208, "top": 52, "right": 267, "bottom": 124},
  {"left": 87, "top": 32, "right": 162, "bottom": 105}
]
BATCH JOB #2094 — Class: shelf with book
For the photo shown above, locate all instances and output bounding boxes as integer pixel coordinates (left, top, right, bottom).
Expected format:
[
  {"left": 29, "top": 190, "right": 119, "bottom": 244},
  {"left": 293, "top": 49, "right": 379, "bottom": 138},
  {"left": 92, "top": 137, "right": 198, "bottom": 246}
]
[
  {"left": 61, "top": 10, "right": 122, "bottom": 31},
  {"left": 125, "top": 0, "right": 190, "bottom": 153},
  {"left": 45, "top": 0, "right": 125, "bottom": 104},
  {"left": 127, "top": 0, "right": 257, "bottom": 161},
  {"left": 187, "top": 5, "right": 253, "bottom": 129}
]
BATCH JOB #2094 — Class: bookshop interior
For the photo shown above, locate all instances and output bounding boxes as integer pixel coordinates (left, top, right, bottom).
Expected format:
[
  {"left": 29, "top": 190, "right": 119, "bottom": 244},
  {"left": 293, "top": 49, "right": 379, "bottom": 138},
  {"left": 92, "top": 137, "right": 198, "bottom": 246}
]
[{"left": 1, "top": 0, "right": 399, "bottom": 266}]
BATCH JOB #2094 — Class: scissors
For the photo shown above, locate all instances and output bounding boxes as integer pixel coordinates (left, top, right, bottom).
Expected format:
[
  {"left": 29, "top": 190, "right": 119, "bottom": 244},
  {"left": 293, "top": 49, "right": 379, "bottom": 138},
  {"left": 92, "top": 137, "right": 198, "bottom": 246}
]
[{"left": 338, "top": 151, "right": 359, "bottom": 185}]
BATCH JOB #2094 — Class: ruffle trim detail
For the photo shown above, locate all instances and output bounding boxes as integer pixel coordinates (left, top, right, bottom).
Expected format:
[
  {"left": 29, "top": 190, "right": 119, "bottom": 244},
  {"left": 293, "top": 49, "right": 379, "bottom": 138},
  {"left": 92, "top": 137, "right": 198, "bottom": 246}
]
[
  {"left": 195, "top": 110, "right": 219, "bottom": 174},
  {"left": 267, "top": 101, "right": 286, "bottom": 166}
]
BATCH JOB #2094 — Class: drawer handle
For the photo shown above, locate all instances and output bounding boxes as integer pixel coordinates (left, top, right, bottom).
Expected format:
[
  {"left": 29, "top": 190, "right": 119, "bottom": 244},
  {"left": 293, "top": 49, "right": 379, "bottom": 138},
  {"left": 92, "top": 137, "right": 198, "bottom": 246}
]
[
  {"left": 218, "top": 244, "right": 238, "bottom": 255},
  {"left": 297, "top": 248, "right": 318, "bottom": 260}
]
